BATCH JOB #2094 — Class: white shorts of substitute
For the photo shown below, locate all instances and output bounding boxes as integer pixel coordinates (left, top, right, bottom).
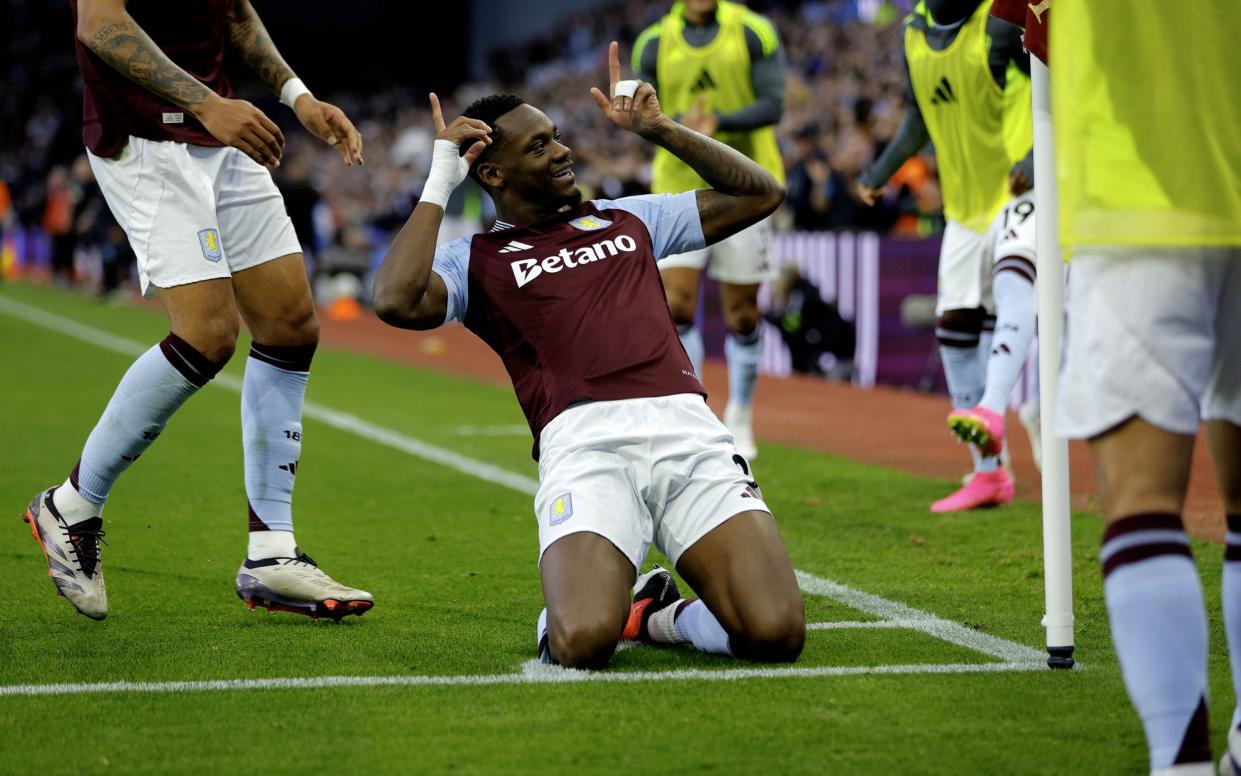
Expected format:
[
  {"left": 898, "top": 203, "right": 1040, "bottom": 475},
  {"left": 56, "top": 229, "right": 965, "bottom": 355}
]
[
  {"left": 936, "top": 192, "right": 1038, "bottom": 315},
  {"left": 87, "top": 136, "right": 300, "bottom": 298},
  {"left": 657, "top": 214, "right": 774, "bottom": 284},
  {"left": 535, "top": 393, "right": 772, "bottom": 576},
  {"left": 1057, "top": 246, "right": 1241, "bottom": 438}
]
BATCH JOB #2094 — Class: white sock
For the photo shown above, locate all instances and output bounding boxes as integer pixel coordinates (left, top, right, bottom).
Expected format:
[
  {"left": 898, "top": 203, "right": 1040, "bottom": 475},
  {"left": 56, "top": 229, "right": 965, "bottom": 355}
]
[
  {"left": 243, "top": 343, "right": 314, "bottom": 536},
  {"left": 725, "top": 328, "right": 761, "bottom": 407},
  {"left": 939, "top": 340, "right": 997, "bottom": 472},
  {"left": 537, "top": 607, "right": 551, "bottom": 664},
  {"left": 979, "top": 270, "right": 1037, "bottom": 414},
  {"left": 51, "top": 477, "right": 102, "bottom": 522},
  {"left": 1224, "top": 515, "right": 1241, "bottom": 731},
  {"left": 67, "top": 333, "right": 221, "bottom": 508},
  {"left": 676, "top": 322, "right": 704, "bottom": 381},
  {"left": 1103, "top": 514, "right": 1212, "bottom": 769},
  {"left": 672, "top": 599, "right": 732, "bottom": 656},
  {"left": 247, "top": 529, "right": 297, "bottom": 560}
]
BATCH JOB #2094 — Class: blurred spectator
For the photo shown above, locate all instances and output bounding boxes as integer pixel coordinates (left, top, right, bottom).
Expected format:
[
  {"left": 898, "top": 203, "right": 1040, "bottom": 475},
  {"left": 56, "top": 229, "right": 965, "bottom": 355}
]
[{"left": 3, "top": 0, "right": 940, "bottom": 297}]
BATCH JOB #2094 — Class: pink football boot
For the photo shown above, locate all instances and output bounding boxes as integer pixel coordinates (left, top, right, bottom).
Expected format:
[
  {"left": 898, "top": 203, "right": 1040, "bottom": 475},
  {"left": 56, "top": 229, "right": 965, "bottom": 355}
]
[
  {"left": 947, "top": 406, "right": 1006, "bottom": 456},
  {"left": 931, "top": 468, "right": 1015, "bottom": 513}
]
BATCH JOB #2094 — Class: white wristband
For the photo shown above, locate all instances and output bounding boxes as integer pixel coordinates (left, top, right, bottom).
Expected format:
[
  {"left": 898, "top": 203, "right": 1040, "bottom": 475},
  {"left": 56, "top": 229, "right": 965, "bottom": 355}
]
[
  {"left": 613, "top": 80, "right": 640, "bottom": 99},
  {"left": 421, "top": 139, "right": 471, "bottom": 210},
  {"left": 280, "top": 77, "right": 312, "bottom": 109}
]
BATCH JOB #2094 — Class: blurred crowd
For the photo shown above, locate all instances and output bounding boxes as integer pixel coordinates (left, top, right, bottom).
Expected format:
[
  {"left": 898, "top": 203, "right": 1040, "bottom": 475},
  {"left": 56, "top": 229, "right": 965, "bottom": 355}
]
[{"left": 0, "top": 0, "right": 944, "bottom": 298}]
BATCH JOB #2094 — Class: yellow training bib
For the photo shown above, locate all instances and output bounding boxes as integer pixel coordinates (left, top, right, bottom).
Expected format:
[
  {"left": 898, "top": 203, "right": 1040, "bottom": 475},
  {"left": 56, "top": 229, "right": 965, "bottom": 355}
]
[
  {"left": 905, "top": 1, "right": 1031, "bottom": 232},
  {"left": 1052, "top": 0, "right": 1241, "bottom": 247},
  {"left": 649, "top": 0, "right": 785, "bottom": 194}
]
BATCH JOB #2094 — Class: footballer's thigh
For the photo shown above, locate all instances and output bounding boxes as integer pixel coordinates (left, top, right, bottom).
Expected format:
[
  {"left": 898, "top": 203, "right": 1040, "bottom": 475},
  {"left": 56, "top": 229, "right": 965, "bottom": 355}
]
[
  {"left": 540, "top": 532, "right": 636, "bottom": 669},
  {"left": 232, "top": 253, "right": 319, "bottom": 347},
  {"left": 156, "top": 279, "right": 241, "bottom": 365},
  {"left": 675, "top": 511, "right": 804, "bottom": 662}
]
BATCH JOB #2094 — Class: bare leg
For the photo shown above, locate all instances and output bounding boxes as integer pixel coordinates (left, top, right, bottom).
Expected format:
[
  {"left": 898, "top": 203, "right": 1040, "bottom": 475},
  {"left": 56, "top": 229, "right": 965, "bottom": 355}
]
[
  {"left": 662, "top": 266, "right": 704, "bottom": 377},
  {"left": 1206, "top": 420, "right": 1241, "bottom": 515},
  {"left": 1089, "top": 417, "right": 1195, "bottom": 521},
  {"left": 539, "top": 533, "right": 634, "bottom": 669},
  {"left": 675, "top": 511, "right": 804, "bottom": 662},
  {"left": 156, "top": 278, "right": 241, "bottom": 363},
  {"left": 231, "top": 253, "right": 319, "bottom": 346}
]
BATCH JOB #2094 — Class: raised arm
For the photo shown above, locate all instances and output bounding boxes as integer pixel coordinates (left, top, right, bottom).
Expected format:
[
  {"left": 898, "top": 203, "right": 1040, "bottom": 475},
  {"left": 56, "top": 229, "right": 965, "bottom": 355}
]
[
  {"left": 591, "top": 42, "right": 783, "bottom": 246},
  {"left": 372, "top": 94, "right": 491, "bottom": 330}
]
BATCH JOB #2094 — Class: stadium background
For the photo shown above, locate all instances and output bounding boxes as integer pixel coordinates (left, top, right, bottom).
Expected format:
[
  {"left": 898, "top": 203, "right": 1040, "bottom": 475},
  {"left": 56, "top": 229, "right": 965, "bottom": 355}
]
[{"left": 0, "top": 2, "right": 1235, "bottom": 773}]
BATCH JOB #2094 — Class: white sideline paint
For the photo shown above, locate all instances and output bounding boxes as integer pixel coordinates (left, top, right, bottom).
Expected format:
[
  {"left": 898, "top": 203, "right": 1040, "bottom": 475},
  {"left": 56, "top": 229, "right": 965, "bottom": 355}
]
[
  {"left": 0, "top": 293, "right": 1052, "bottom": 695},
  {"left": 0, "top": 661, "right": 1045, "bottom": 698}
]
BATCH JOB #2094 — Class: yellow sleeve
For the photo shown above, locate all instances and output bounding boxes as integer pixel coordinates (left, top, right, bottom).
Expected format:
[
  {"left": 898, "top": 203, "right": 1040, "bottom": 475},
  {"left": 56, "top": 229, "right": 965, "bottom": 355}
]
[
  {"left": 632, "top": 22, "right": 661, "bottom": 73},
  {"left": 741, "top": 11, "right": 780, "bottom": 57}
]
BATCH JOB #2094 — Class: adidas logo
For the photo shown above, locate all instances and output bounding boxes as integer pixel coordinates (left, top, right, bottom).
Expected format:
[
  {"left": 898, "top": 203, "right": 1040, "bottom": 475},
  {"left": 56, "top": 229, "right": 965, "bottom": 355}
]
[
  {"left": 930, "top": 76, "right": 957, "bottom": 105},
  {"left": 279, "top": 461, "right": 298, "bottom": 475},
  {"left": 689, "top": 69, "right": 717, "bottom": 94},
  {"left": 499, "top": 240, "right": 534, "bottom": 254}
]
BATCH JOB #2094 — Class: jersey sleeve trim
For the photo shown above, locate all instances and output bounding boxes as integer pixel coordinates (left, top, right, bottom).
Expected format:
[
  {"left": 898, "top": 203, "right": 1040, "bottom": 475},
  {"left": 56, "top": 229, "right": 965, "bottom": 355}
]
[{"left": 431, "top": 235, "right": 474, "bottom": 324}]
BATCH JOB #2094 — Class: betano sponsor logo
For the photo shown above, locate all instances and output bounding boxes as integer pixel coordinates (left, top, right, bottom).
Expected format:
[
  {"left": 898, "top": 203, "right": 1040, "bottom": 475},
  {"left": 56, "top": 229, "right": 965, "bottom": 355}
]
[{"left": 509, "top": 234, "right": 638, "bottom": 288}]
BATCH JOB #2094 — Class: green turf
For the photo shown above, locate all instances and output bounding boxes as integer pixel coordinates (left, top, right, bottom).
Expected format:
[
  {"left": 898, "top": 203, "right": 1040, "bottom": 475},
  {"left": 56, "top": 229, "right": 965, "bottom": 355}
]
[{"left": 0, "top": 281, "right": 1234, "bottom": 775}]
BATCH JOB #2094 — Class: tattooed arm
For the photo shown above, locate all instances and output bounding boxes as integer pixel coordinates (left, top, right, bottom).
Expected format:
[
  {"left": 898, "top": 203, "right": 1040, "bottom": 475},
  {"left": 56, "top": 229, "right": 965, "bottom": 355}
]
[
  {"left": 76, "top": 0, "right": 213, "bottom": 111},
  {"left": 643, "top": 119, "right": 784, "bottom": 245},
  {"left": 75, "top": 0, "right": 286, "bottom": 167},
  {"left": 226, "top": 0, "right": 295, "bottom": 96},
  {"left": 590, "top": 42, "right": 783, "bottom": 246}
]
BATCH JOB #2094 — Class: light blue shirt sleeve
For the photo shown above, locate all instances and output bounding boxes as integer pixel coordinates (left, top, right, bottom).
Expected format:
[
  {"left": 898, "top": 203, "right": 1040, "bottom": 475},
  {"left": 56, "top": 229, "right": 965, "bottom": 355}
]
[
  {"left": 591, "top": 192, "right": 706, "bottom": 259},
  {"left": 431, "top": 235, "right": 474, "bottom": 324}
]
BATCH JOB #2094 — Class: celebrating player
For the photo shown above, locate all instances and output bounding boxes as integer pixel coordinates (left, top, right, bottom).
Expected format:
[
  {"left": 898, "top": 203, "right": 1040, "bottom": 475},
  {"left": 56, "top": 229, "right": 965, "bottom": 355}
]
[
  {"left": 632, "top": 0, "right": 786, "bottom": 459},
  {"left": 1050, "top": 2, "right": 1241, "bottom": 773},
  {"left": 856, "top": 0, "right": 1036, "bottom": 512},
  {"left": 22, "top": 0, "right": 372, "bottom": 621},
  {"left": 372, "top": 43, "right": 804, "bottom": 669}
]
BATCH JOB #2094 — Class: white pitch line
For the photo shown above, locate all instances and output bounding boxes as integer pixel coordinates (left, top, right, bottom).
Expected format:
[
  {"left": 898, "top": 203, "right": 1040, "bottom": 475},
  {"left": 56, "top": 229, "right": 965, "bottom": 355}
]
[
  {"left": 807, "top": 620, "right": 921, "bottom": 630},
  {"left": 0, "top": 660, "right": 1046, "bottom": 698},
  {"left": 796, "top": 571, "right": 1046, "bottom": 663},
  {"left": 0, "top": 293, "right": 1049, "bottom": 680}
]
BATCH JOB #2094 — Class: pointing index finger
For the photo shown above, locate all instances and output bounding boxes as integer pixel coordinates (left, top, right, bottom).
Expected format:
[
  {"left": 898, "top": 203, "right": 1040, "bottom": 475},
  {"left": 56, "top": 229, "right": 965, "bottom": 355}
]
[
  {"left": 430, "top": 92, "right": 446, "bottom": 133},
  {"left": 609, "top": 41, "right": 621, "bottom": 94}
]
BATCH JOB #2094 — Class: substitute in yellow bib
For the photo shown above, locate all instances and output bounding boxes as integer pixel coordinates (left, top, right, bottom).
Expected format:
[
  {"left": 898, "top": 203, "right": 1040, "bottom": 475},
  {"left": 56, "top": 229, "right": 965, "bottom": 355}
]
[
  {"left": 1050, "top": 4, "right": 1241, "bottom": 773},
  {"left": 633, "top": 0, "right": 786, "bottom": 461},
  {"left": 856, "top": 0, "right": 1037, "bottom": 513}
]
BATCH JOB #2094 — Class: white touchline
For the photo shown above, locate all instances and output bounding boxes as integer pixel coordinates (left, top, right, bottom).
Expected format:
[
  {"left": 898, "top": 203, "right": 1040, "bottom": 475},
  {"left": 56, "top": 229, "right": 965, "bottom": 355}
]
[
  {"left": 0, "top": 661, "right": 1046, "bottom": 698},
  {"left": 0, "top": 293, "right": 1056, "bottom": 696}
]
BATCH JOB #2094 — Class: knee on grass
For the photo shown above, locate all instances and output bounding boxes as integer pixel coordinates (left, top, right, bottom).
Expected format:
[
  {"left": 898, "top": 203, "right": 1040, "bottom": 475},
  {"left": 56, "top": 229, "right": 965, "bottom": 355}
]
[
  {"left": 732, "top": 604, "right": 806, "bottom": 663},
  {"left": 550, "top": 618, "right": 621, "bottom": 670}
]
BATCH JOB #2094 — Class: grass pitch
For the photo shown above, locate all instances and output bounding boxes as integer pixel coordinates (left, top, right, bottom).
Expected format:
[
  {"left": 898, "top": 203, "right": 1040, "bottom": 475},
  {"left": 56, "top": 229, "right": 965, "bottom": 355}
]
[{"left": 0, "top": 281, "right": 1234, "bottom": 775}]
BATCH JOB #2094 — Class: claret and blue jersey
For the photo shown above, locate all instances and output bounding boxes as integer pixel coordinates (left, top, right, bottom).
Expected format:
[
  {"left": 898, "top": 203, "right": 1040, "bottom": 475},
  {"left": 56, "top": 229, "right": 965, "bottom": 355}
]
[{"left": 430, "top": 191, "right": 708, "bottom": 456}]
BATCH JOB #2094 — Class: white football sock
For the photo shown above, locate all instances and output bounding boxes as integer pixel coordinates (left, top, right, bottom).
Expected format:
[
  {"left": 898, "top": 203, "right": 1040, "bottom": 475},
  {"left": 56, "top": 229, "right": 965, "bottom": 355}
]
[
  {"left": 673, "top": 599, "right": 732, "bottom": 656},
  {"left": 64, "top": 333, "right": 221, "bottom": 512},
  {"left": 676, "top": 322, "right": 705, "bottom": 381},
  {"left": 537, "top": 608, "right": 551, "bottom": 664},
  {"left": 725, "top": 328, "right": 761, "bottom": 407},
  {"left": 979, "top": 270, "right": 1036, "bottom": 415},
  {"left": 1103, "top": 514, "right": 1211, "bottom": 770},
  {"left": 243, "top": 343, "right": 314, "bottom": 536},
  {"left": 939, "top": 340, "right": 997, "bottom": 472},
  {"left": 247, "top": 529, "right": 297, "bottom": 561}
]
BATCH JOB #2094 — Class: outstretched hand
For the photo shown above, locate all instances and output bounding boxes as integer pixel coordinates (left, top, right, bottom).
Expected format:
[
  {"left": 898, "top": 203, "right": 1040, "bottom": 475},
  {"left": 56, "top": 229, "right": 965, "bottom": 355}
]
[
  {"left": 294, "top": 96, "right": 364, "bottom": 166},
  {"left": 590, "top": 41, "right": 666, "bottom": 138},
  {"left": 430, "top": 92, "right": 491, "bottom": 167}
]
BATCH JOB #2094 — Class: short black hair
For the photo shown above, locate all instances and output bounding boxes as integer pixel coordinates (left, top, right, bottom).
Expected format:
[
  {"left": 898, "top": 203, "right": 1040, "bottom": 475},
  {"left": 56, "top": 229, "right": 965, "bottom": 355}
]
[{"left": 460, "top": 94, "right": 526, "bottom": 183}]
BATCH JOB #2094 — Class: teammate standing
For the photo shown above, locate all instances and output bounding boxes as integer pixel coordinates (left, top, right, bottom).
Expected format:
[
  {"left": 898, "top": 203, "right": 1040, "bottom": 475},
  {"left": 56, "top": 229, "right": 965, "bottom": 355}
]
[
  {"left": 855, "top": 0, "right": 1036, "bottom": 512},
  {"left": 372, "top": 43, "right": 804, "bottom": 669},
  {"left": 22, "top": 0, "right": 372, "bottom": 621},
  {"left": 632, "top": 0, "right": 785, "bottom": 459},
  {"left": 1051, "top": 2, "right": 1241, "bottom": 773}
]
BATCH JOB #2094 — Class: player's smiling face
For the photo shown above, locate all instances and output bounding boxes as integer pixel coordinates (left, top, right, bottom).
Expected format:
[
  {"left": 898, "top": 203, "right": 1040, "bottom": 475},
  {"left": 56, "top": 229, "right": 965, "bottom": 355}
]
[{"left": 488, "top": 104, "right": 580, "bottom": 210}]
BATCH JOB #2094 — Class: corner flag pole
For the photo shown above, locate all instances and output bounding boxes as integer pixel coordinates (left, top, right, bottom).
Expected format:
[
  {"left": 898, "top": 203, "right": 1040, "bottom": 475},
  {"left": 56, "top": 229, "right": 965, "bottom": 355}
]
[{"left": 1031, "top": 57, "right": 1075, "bottom": 669}]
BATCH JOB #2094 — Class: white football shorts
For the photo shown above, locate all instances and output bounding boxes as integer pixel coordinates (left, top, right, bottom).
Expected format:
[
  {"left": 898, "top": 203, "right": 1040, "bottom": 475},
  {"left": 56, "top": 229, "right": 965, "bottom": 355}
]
[
  {"left": 936, "top": 192, "right": 1038, "bottom": 314},
  {"left": 88, "top": 136, "right": 301, "bottom": 298},
  {"left": 1057, "top": 245, "right": 1241, "bottom": 438},
  {"left": 534, "top": 393, "right": 772, "bottom": 576},
  {"left": 657, "top": 214, "right": 774, "bottom": 284}
]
